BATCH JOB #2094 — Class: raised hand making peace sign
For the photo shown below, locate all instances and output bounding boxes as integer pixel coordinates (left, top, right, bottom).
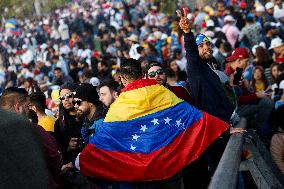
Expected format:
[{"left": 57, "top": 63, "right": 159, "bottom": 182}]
[{"left": 176, "top": 8, "right": 191, "bottom": 34}]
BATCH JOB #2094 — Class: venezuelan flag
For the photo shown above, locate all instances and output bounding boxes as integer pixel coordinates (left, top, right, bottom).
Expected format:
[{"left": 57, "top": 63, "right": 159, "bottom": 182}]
[{"left": 77, "top": 79, "right": 229, "bottom": 181}]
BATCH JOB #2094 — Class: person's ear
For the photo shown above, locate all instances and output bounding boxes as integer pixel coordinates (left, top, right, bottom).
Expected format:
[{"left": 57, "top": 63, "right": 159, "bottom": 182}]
[
  {"left": 30, "top": 105, "right": 37, "bottom": 113},
  {"left": 13, "top": 103, "right": 21, "bottom": 113},
  {"left": 113, "top": 91, "right": 119, "bottom": 99}
]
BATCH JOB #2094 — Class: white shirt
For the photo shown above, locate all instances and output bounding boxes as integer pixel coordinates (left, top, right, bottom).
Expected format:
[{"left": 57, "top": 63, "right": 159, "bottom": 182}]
[
  {"left": 274, "top": 3, "right": 284, "bottom": 19},
  {"left": 58, "top": 23, "right": 70, "bottom": 40},
  {"left": 21, "top": 49, "right": 34, "bottom": 64},
  {"left": 175, "top": 57, "right": 187, "bottom": 71},
  {"left": 129, "top": 43, "right": 140, "bottom": 60}
]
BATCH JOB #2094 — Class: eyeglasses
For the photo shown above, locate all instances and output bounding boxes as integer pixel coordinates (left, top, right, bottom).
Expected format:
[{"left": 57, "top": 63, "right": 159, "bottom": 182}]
[
  {"left": 72, "top": 99, "right": 82, "bottom": 106},
  {"left": 148, "top": 69, "right": 164, "bottom": 78},
  {"left": 59, "top": 93, "right": 73, "bottom": 101}
]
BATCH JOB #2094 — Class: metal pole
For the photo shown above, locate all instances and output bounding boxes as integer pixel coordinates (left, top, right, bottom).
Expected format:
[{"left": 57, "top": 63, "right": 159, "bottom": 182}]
[{"left": 208, "top": 118, "right": 247, "bottom": 189}]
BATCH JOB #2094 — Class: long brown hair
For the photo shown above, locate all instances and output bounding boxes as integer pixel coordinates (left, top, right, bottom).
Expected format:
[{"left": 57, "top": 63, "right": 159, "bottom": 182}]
[
  {"left": 254, "top": 46, "right": 273, "bottom": 69},
  {"left": 252, "top": 66, "right": 268, "bottom": 92}
]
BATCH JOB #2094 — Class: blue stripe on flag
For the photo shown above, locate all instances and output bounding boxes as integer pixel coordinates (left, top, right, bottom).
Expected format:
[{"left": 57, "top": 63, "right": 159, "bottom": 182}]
[{"left": 90, "top": 101, "right": 203, "bottom": 153}]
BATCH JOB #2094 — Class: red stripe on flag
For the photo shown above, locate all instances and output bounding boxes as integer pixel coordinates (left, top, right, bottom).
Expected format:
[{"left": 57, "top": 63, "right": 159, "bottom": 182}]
[
  {"left": 122, "top": 79, "right": 158, "bottom": 92},
  {"left": 79, "top": 112, "right": 229, "bottom": 181}
]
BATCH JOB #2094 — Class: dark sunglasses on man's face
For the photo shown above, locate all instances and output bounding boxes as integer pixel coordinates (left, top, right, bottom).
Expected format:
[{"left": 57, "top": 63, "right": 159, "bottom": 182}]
[
  {"left": 59, "top": 93, "right": 73, "bottom": 101},
  {"left": 72, "top": 99, "right": 82, "bottom": 106},
  {"left": 148, "top": 69, "right": 164, "bottom": 78}
]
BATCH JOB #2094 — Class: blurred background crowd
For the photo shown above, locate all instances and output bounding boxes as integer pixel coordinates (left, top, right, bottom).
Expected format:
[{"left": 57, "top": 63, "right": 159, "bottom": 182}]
[{"left": 0, "top": 0, "right": 284, "bottom": 188}]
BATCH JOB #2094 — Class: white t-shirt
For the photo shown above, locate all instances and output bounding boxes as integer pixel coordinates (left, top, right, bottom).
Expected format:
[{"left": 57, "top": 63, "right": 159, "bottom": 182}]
[
  {"left": 58, "top": 23, "right": 70, "bottom": 40},
  {"left": 129, "top": 44, "right": 140, "bottom": 60},
  {"left": 21, "top": 49, "right": 34, "bottom": 64},
  {"left": 175, "top": 57, "right": 187, "bottom": 71}
]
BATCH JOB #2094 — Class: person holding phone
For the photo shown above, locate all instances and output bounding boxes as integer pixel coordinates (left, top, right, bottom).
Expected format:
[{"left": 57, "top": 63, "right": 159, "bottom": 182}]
[{"left": 224, "top": 48, "right": 274, "bottom": 133}]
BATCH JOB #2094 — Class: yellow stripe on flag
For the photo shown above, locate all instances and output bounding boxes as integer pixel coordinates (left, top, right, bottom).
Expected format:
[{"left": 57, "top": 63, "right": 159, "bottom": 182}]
[
  {"left": 105, "top": 84, "right": 183, "bottom": 122},
  {"left": 5, "top": 23, "right": 16, "bottom": 29}
]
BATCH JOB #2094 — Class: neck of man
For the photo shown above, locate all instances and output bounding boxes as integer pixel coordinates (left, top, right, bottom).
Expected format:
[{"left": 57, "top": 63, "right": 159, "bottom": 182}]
[
  {"left": 37, "top": 112, "right": 47, "bottom": 122},
  {"left": 69, "top": 110, "right": 77, "bottom": 116},
  {"left": 87, "top": 105, "right": 97, "bottom": 121}
]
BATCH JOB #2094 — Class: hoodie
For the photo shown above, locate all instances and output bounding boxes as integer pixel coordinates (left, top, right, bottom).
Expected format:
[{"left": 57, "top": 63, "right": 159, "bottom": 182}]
[{"left": 184, "top": 31, "right": 234, "bottom": 123}]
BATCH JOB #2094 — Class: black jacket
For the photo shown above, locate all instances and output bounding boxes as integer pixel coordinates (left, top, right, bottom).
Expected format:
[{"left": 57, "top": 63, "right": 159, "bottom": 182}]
[
  {"left": 54, "top": 110, "right": 83, "bottom": 163},
  {"left": 184, "top": 32, "right": 234, "bottom": 123}
]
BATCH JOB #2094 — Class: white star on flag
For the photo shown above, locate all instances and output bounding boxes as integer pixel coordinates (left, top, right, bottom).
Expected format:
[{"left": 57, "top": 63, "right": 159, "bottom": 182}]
[
  {"left": 164, "top": 117, "right": 172, "bottom": 125},
  {"left": 130, "top": 144, "right": 136, "bottom": 151},
  {"left": 176, "top": 119, "right": 182, "bottom": 127},
  {"left": 140, "top": 125, "right": 147, "bottom": 132},
  {"left": 151, "top": 118, "right": 159, "bottom": 125},
  {"left": 132, "top": 134, "right": 140, "bottom": 141}
]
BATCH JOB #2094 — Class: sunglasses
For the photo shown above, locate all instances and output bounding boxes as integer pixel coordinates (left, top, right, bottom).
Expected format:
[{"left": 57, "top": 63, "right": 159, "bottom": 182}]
[
  {"left": 148, "top": 69, "right": 164, "bottom": 78},
  {"left": 59, "top": 93, "right": 73, "bottom": 101},
  {"left": 72, "top": 99, "right": 83, "bottom": 106}
]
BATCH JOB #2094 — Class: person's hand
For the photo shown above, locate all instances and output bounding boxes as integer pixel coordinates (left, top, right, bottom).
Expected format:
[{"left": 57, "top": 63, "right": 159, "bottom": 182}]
[
  {"left": 255, "top": 91, "right": 267, "bottom": 98},
  {"left": 61, "top": 162, "right": 73, "bottom": 174},
  {"left": 176, "top": 8, "right": 191, "bottom": 33},
  {"left": 67, "top": 138, "right": 78, "bottom": 151},
  {"left": 230, "top": 127, "right": 247, "bottom": 135}
]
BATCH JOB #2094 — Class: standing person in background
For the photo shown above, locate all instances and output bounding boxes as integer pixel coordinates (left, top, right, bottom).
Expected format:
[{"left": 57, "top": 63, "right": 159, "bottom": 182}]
[
  {"left": 222, "top": 15, "right": 240, "bottom": 49},
  {"left": 264, "top": 2, "right": 278, "bottom": 23},
  {"left": 239, "top": 14, "right": 263, "bottom": 49}
]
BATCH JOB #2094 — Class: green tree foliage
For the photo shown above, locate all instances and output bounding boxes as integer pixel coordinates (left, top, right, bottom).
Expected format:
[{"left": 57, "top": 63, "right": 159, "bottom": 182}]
[
  {"left": 159, "top": 0, "right": 177, "bottom": 16},
  {"left": 0, "top": 0, "right": 66, "bottom": 18}
]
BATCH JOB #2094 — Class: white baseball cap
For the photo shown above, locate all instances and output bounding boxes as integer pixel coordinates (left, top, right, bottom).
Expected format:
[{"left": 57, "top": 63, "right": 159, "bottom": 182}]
[
  {"left": 40, "top": 43, "right": 48, "bottom": 50},
  {"left": 269, "top": 38, "right": 284, "bottom": 49},
  {"left": 265, "top": 2, "right": 274, "bottom": 10},
  {"left": 206, "top": 19, "right": 215, "bottom": 27},
  {"left": 255, "top": 6, "right": 265, "bottom": 12},
  {"left": 22, "top": 44, "right": 28, "bottom": 49},
  {"left": 224, "top": 15, "right": 236, "bottom": 22},
  {"left": 90, "top": 77, "right": 100, "bottom": 87}
]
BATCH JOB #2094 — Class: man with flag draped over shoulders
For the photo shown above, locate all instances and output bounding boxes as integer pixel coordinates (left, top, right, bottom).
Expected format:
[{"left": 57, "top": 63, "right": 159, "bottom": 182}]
[{"left": 73, "top": 58, "right": 230, "bottom": 187}]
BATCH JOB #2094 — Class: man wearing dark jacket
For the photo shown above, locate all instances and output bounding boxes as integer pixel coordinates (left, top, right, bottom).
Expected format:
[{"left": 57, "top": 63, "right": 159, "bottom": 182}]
[
  {"left": 73, "top": 83, "right": 105, "bottom": 144},
  {"left": 177, "top": 10, "right": 234, "bottom": 123},
  {"left": 0, "top": 87, "right": 64, "bottom": 188},
  {"left": 177, "top": 9, "right": 235, "bottom": 189}
]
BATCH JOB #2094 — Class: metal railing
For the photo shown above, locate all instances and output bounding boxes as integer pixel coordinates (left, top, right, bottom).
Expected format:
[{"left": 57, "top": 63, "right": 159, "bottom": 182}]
[{"left": 208, "top": 118, "right": 247, "bottom": 189}]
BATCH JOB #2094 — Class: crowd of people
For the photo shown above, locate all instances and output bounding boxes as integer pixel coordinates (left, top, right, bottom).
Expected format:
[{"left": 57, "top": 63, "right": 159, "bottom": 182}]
[{"left": 0, "top": 0, "right": 284, "bottom": 188}]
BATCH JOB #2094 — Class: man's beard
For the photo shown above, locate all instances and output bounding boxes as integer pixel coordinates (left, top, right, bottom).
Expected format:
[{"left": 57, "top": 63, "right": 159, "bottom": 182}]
[
  {"left": 76, "top": 108, "right": 91, "bottom": 122},
  {"left": 65, "top": 106, "right": 76, "bottom": 113}
]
